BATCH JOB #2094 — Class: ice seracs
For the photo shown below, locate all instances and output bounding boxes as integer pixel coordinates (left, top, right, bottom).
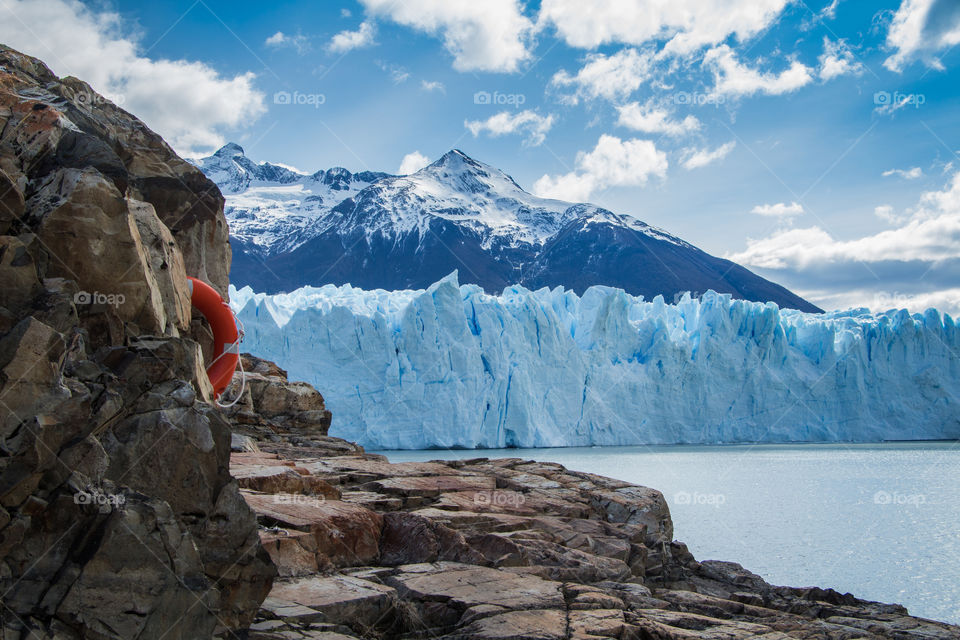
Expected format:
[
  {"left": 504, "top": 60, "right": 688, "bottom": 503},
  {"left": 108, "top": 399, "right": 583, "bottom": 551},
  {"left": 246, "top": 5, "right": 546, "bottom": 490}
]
[{"left": 231, "top": 274, "right": 960, "bottom": 450}]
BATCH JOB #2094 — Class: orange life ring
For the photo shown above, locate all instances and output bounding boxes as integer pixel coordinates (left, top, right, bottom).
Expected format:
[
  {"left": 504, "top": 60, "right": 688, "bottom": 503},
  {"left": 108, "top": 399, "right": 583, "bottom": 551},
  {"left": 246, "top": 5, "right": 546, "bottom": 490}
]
[{"left": 188, "top": 276, "right": 239, "bottom": 399}]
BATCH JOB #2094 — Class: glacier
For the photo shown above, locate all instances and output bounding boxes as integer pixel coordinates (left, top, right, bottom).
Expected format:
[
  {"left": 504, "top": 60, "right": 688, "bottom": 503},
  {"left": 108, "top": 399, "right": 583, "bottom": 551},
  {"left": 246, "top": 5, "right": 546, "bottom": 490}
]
[{"left": 230, "top": 273, "right": 960, "bottom": 450}]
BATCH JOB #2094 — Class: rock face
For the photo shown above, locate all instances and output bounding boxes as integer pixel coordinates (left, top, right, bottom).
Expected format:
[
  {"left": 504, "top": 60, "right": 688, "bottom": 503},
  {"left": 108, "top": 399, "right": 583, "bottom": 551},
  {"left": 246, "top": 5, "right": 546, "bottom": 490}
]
[
  {"left": 0, "top": 45, "right": 273, "bottom": 638},
  {"left": 228, "top": 424, "right": 960, "bottom": 640},
  {"left": 223, "top": 354, "right": 332, "bottom": 436}
]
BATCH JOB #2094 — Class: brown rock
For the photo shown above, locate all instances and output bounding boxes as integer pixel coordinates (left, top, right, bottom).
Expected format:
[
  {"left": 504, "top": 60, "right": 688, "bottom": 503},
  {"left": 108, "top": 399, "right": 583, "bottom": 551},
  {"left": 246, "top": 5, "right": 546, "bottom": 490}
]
[
  {"left": 243, "top": 493, "right": 383, "bottom": 567},
  {"left": 0, "top": 44, "right": 271, "bottom": 637},
  {"left": 447, "top": 609, "right": 567, "bottom": 639},
  {"left": 590, "top": 485, "right": 674, "bottom": 544},
  {"left": 233, "top": 463, "right": 340, "bottom": 498},
  {"left": 386, "top": 563, "right": 565, "bottom": 611},
  {"left": 379, "top": 512, "right": 485, "bottom": 566},
  {"left": 263, "top": 575, "right": 397, "bottom": 634},
  {"left": 259, "top": 529, "right": 324, "bottom": 577},
  {"left": 224, "top": 353, "right": 332, "bottom": 434},
  {"left": 363, "top": 474, "right": 496, "bottom": 498}
]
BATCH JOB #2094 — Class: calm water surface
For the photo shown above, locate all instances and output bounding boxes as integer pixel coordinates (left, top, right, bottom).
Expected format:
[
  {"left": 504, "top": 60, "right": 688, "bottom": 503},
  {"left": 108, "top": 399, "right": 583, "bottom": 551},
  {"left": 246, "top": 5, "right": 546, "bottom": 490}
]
[{"left": 377, "top": 442, "right": 960, "bottom": 625}]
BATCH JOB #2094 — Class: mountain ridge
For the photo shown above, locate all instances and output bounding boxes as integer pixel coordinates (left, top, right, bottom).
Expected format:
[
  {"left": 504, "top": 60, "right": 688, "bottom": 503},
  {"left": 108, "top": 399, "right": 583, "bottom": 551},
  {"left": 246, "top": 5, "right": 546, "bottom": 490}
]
[{"left": 196, "top": 144, "right": 823, "bottom": 313}]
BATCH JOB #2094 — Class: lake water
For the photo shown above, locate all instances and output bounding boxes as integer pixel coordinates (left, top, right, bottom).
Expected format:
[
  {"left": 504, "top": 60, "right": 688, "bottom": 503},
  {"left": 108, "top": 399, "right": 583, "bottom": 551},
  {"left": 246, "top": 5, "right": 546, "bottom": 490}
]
[{"left": 377, "top": 442, "right": 960, "bottom": 625}]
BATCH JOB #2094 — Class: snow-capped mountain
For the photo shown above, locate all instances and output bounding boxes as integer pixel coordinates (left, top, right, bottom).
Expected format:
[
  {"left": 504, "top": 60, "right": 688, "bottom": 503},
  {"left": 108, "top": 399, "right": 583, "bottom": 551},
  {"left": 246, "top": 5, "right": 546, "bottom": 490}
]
[{"left": 197, "top": 144, "right": 821, "bottom": 312}]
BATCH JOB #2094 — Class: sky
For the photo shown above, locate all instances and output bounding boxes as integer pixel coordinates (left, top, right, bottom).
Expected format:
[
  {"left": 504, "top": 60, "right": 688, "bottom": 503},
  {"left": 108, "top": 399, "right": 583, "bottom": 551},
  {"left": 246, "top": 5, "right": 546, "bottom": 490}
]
[{"left": 2, "top": 0, "right": 960, "bottom": 314}]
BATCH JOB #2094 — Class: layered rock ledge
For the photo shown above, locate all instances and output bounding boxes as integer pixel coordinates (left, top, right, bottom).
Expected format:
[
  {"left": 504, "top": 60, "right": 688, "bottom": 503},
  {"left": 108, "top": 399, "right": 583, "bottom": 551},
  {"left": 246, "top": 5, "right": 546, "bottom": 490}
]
[{"left": 228, "top": 384, "right": 960, "bottom": 640}]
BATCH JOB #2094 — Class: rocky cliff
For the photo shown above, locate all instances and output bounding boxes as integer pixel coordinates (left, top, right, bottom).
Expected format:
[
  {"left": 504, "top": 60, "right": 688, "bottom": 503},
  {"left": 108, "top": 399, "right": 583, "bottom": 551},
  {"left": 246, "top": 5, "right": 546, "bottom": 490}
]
[{"left": 0, "top": 45, "right": 273, "bottom": 638}]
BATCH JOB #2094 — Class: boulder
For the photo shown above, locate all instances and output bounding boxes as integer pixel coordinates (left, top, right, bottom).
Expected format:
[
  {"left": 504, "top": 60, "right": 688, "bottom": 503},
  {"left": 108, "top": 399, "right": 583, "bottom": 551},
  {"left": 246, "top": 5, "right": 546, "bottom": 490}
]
[{"left": 224, "top": 353, "right": 332, "bottom": 434}]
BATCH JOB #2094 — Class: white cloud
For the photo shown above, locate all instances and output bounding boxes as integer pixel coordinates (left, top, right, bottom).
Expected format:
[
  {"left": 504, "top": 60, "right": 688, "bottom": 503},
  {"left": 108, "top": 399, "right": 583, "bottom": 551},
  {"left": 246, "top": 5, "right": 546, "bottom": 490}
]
[
  {"left": 681, "top": 142, "right": 736, "bottom": 170},
  {"left": 359, "top": 0, "right": 533, "bottom": 72},
  {"left": 818, "top": 38, "right": 864, "bottom": 81},
  {"left": 421, "top": 80, "right": 446, "bottom": 92},
  {"left": 728, "top": 171, "right": 960, "bottom": 269},
  {"left": 882, "top": 167, "right": 923, "bottom": 179},
  {"left": 465, "top": 110, "right": 555, "bottom": 146},
  {"left": 376, "top": 61, "right": 410, "bottom": 84},
  {"left": 551, "top": 48, "right": 654, "bottom": 104},
  {"left": 265, "top": 31, "right": 310, "bottom": 55},
  {"left": 751, "top": 201, "right": 804, "bottom": 217},
  {"left": 0, "top": 0, "right": 265, "bottom": 155},
  {"left": 705, "top": 45, "right": 813, "bottom": 97},
  {"left": 874, "top": 204, "right": 910, "bottom": 225},
  {"left": 327, "top": 21, "right": 376, "bottom": 53},
  {"left": 538, "top": 0, "right": 790, "bottom": 56},
  {"left": 884, "top": 0, "right": 960, "bottom": 72},
  {"left": 533, "top": 135, "right": 668, "bottom": 202},
  {"left": 398, "top": 151, "right": 431, "bottom": 175},
  {"left": 820, "top": 0, "right": 841, "bottom": 20},
  {"left": 803, "top": 287, "right": 960, "bottom": 315},
  {"left": 616, "top": 101, "right": 700, "bottom": 137}
]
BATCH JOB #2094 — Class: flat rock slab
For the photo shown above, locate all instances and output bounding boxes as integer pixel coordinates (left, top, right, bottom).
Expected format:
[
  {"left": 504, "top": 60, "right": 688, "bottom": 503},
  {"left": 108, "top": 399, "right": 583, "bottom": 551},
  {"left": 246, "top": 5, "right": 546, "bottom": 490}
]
[
  {"left": 243, "top": 493, "right": 383, "bottom": 566},
  {"left": 234, "top": 464, "right": 340, "bottom": 497},
  {"left": 634, "top": 608, "right": 778, "bottom": 638},
  {"left": 265, "top": 575, "right": 396, "bottom": 631},
  {"left": 450, "top": 608, "right": 627, "bottom": 640},
  {"left": 387, "top": 563, "right": 564, "bottom": 611},
  {"left": 231, "top": 452, "right": 287, "bottom": 466},
  {"left": 411, "top": 508, "right": 532, "bottom": 532},
  {"left": 446, "top": 609, "right": 567, "bottom": 640},
  {"left": 340, "top": 490, "right": 404, "bottom": 510},
  {"left": 298, "top": 458, "right": 456, "bottom": 481},
  {"left": 363, "top": 475, "right": 496, "bottom": 497}
]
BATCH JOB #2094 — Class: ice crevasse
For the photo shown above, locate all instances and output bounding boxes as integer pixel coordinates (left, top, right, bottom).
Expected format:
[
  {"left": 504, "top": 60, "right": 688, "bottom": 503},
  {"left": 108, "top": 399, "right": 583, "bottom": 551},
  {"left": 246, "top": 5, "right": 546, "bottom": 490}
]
[{"left": 230, "top": 273, "right": 960, "bottom": 449}]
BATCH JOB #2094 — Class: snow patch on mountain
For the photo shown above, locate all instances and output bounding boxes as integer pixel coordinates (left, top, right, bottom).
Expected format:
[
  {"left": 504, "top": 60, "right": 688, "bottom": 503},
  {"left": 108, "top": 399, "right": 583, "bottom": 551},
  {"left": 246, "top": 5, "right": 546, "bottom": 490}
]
[
  {"left": 231, "top": 274, "right": 960, "bottom": 449},
  {"left": 192, "top": 143, "right": 390, "bottom": 255},
  {"left": 198, "top": 144, "right": 684, "bottom": 254}
]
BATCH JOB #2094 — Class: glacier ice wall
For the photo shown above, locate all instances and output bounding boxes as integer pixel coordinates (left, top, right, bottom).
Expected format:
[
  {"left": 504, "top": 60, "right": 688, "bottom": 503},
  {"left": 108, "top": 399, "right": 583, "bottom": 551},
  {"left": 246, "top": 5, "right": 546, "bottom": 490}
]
[{"left": 230, "top": 273, "right": 960, "bottom": 449}]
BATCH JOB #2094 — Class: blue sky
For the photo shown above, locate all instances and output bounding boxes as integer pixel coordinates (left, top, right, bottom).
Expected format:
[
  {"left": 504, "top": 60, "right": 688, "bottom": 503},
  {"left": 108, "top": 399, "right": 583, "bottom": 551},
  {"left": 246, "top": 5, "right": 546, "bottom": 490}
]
[{"left": 2, "top": 0, "right": 960, "bottom": 313}]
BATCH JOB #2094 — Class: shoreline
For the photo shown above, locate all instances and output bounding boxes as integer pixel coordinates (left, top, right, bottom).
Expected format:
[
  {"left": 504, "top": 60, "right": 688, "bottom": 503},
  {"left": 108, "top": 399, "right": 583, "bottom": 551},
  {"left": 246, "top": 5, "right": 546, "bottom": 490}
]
[
  {"left": 375, "top": 440, "right": 960, "bottom": 626},
  {"left": 370, "top": 438, "right": 960, "bottom": 454}
]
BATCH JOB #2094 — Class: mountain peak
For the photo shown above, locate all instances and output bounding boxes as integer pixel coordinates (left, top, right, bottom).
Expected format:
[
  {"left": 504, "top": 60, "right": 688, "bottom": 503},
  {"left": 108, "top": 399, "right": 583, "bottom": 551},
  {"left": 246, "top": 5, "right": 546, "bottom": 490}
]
[
  {"left": 426, "top": 149, "right": 482, "bottom": 172},
  {"left": 214, "top": 142, "right": 244, "bottom": 158},
  {"left": 416, "top": 148, "right": 529, "bottom": 196}
]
